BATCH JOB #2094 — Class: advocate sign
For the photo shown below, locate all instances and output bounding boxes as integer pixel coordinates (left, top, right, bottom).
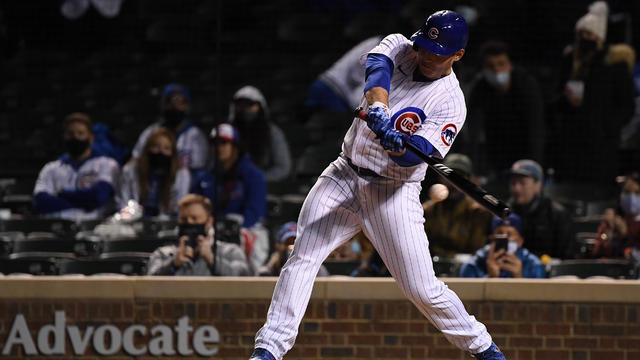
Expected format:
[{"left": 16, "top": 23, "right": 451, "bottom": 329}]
[{"left": 2, "top": 311, "right": 220, "bottom": 356}]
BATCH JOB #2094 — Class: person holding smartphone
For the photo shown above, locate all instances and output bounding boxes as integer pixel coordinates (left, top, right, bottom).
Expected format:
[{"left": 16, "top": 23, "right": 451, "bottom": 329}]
[
  {"left": 459, "top": 213, "right": 547, "bottom": 278},
  {"left": 146, "top": 194, "right": 251, "bottom": 276}
]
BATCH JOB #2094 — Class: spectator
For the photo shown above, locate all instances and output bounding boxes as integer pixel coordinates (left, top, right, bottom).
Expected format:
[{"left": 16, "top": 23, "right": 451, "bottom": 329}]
[
  {"left": 463, "top": 40, "right": 544, "bottom": 175},
  {"left": 191, "top": 123, "right": 269, "bottom": 272},
  {"left": 228, "top": 85, "right": 292, "bottom": 182},
  {"left": 591, "top": 172, "right": 640, "bottom": 259},
  {"left": 304, "top": 35, "right": 383, "bottom": 113},
  {"left": 423, "top": 154, "right": 493, "bottom": 258},
  {"left": 548, "top": 1, "right": 635, "bottom": 184},
  {"left": 146, "top": 194, "right": 250, "bottom": 276},
  {"left": 459, "top": 214, "right": 547, "bottom": 278},
  {"left": 508, "top": 159, "right": 572, "bottom": 259},
  {"left": 33, "top": 112, "right": 119, "bottom": 220},
  {"left": 258, "top": 221, "right": 330, "bottom": 277},
  {"left": 132, "top": 83, "right": 209, "bottom": 170},
  {"left": 118, "top": 127, "right": 190, "bottom": 218}
]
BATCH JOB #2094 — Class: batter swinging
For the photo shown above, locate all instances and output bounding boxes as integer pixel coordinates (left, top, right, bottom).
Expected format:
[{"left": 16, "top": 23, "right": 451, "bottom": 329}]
[{"left": 250, "top": 10, "right": 505, "bottom": 360}]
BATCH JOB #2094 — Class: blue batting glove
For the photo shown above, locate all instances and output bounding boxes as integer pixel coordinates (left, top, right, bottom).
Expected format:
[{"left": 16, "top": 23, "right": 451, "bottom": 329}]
[
  {"left": 380, "top": 128, "right": 408, "bottom": 153},
  {"left": 366, "top": 102, "right": 390, "bottom": 138}
]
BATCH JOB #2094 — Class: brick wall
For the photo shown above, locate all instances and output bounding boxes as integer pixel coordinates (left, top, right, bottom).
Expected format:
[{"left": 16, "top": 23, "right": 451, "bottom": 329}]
[{"left": 0, "top": 278, "right": 639, "bottom": 359}]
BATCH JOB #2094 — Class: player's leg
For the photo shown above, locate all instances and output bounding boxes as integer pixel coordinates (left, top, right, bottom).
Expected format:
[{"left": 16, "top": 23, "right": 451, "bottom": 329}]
[
  {"left": 254, "top": 163, "right": 361, "bottom": 359},
  {"left": 360, "top": 179, "right": 494, "bottom": 354}
]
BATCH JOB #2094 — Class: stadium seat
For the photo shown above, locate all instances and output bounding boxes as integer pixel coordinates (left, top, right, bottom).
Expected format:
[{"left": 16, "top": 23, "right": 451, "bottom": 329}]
[
  {"left": 11, "top": 237, "right": 75, "bottom": 255},
  {"left": 100, "top": 235, "right": 172, "bottom": 254},
  {"left": 57, "top": 257, "right": 147, "bottom": 276},
  {"left": 549, "top": 259, "right": 637, "bottom": 279},
  {"left": 432, "top": 257, "right": 460, "bottom": 277},
  {"left": 322, "top": 260, "right": 360, "bottom": 276},
  {"left": 0, "top": 219, "right": 76, "bottom": 237},
  {"left": 0, "top": 235, "right": 13, "bottom": 257},
  {"left": 0, "top": 256, "right": 60, "bottom": 275}
]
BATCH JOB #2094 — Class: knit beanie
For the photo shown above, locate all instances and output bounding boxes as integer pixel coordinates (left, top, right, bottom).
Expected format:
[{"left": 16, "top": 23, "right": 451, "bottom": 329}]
[{"left": 575, "top": 1, "right": 609, "bottom": 41}]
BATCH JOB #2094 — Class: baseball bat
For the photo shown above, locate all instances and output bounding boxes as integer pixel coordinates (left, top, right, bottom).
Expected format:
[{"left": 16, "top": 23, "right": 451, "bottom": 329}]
[{"left": 355, "top": 107, "right": 511, "bottom": 219}]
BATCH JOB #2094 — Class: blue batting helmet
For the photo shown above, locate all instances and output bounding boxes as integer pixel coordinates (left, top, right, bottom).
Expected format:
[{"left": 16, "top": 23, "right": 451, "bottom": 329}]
[{"left": 411, "top": 10, "right": 469, "bottom": 56}]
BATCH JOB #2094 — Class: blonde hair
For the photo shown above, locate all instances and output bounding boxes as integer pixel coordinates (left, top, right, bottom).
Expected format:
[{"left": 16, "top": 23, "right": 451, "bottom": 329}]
[
  {"left": 137, "top": 128, "right": 179, "bottom": 210},
  {"left": 178, "top": 194, "right": 212, "bottom": 215}
]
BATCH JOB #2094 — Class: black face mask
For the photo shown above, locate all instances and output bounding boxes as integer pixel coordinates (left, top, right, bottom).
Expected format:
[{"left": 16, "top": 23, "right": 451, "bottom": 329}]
[
  {"left": 162, "top": 109, "right": 186, "bottom": 129},
  {"left": 65, "top": 138, "right": 91, "bottom": 157},
  {"left": 577, "top": 37, "right": 598, "bottom": 56},
  {"left": 148, "top": 152, "right": 172, "bottom": 173}
]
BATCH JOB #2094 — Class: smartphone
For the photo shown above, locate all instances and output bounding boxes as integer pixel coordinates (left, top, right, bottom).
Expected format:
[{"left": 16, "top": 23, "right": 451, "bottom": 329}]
[
  {"left": 178, "top": 224, "right": 207, "bottom": 248},
  {"left": 493, "top": 234, "right": 509, "bottom": 252}
]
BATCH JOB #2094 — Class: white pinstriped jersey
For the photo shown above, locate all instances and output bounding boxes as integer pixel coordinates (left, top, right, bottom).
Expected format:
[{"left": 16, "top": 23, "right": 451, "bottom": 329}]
[
  {"left": 33, "top": 155, "right": 120, "bottom": 220},
  {"left": 342, "top": 33, "right": 467, "bottom": 182}
]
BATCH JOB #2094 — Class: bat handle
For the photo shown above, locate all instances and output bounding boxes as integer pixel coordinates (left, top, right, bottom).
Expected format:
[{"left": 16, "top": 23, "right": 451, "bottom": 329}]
[{"left": 354, "top": 107, "right": 367, "bottom": 121}]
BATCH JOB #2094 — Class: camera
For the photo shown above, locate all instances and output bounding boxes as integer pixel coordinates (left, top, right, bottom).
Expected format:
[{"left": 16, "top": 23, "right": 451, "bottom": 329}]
[{"left": 178, "top": 223, "right": 207, "bottom": 248}]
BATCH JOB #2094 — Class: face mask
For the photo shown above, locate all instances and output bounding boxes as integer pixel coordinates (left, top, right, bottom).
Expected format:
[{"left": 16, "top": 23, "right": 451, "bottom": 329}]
[
  {"left": 65, "top": 138, "right": 91, "bottom": 157},
  {"left": 148, "top": 152, "right": 172, "bottom": 173},
  {"left": 234, "top": 109, "right": 259, "bottom": 124},
  {"left": 162, "top": 109, "right": 186, "bottom": 129},
  {"left": 484, "top": 70, "right": 510, "bottom": 88},
  {"left": 507, "top": 240, "right": 518, "bottom": 254},
  {"left": 577, "top": 37, "right": 598, "bottom": 56},
  {"left": 620, "top": 193, "right": 640, "bottom": 216}
]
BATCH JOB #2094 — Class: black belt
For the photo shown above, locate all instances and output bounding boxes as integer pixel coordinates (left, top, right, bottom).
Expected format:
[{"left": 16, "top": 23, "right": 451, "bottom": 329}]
[{"left": 343, "top": 156, "right": 380, "bottom": 178}]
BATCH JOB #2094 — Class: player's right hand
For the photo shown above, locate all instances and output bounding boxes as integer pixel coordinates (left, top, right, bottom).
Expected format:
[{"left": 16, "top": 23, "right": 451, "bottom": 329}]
[{"left": 366, "top": 102, "right": 390, "bottom": 138}]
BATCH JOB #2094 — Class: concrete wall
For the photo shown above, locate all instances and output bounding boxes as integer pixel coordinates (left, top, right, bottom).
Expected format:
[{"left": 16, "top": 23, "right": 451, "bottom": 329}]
[{"left": 0, "top": 277, "right": 639, "bottom": 359}]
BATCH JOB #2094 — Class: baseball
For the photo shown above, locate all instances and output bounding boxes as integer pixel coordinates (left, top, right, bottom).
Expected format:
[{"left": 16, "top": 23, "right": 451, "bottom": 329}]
[{"left": 429, "top": 183, "right": 449, "bottom": 202}]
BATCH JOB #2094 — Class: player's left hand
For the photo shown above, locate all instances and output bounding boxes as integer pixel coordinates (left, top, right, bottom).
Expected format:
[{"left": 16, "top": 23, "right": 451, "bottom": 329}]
[
  {"left": 366, "top": 102, "right": 390, "bottom": 137},
  {"left": 380, "top": 127, "right": 408, "bottom": 154}
]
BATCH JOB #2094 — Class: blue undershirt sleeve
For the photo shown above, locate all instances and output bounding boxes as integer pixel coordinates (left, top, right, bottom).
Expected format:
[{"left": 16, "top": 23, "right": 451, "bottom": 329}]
[
  {"left": 389, "top": 136, "right": 440, "bottom": 167},
  {"left": 59, "top": 181, "right": 114, "bottom": 210},
  {"left": 364, "top": 53, "right": 394, "bottom": 93},
  {"left": 33, "top": 192, "right": 75, "bottom": 214}
]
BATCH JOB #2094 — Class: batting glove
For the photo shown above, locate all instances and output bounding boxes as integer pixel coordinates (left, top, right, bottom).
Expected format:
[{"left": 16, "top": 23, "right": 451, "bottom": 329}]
[
  {"left": 380, "top": 126, "right": 408, "bottom": 153},
  {"left": 366, "top": 102, "right": 390, "bottom": 138}
]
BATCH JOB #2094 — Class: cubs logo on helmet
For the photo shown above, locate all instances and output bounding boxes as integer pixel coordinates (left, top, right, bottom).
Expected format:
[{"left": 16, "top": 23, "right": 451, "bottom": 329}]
[
  {"left": 440, "top": 123, "right": 457, "bottom": 146},
  {"left": 428, "top": 27, "right": 439, "bottom": 39},
  {"left": 391, "top": 107, "right": 426, "bottom": 136}
]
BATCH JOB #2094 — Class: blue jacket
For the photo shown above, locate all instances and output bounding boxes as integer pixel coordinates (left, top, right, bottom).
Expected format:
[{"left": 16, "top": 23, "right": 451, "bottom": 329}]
[
  {"left": 191, "top": 154, "right": 266, "bottom": 228},
  {"left": 459, "top": 244, "right": 547, "bottom": 278}
]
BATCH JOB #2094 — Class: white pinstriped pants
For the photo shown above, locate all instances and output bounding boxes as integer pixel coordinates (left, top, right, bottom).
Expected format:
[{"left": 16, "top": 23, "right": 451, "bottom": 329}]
[{"left": 255, "top": 157, "right": 492, "bottom": 359}]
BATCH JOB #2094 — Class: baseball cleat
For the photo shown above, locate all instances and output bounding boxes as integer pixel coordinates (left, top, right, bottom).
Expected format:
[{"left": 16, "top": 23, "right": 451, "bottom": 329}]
[
  {"left": 249, "top": 348, "right": 276, "bottom": 360},
  {"left": 473, "top": 342, "right": 506, "bottom": 360}
]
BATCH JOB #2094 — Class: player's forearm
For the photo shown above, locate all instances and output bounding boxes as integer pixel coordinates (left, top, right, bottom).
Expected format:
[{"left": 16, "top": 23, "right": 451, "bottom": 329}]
[{"left": 365, "top": 87, "right": 389, "bottom": 106}]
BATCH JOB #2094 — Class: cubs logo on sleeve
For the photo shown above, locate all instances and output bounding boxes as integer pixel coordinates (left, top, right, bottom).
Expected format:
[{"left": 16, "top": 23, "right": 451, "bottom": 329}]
[
  {"left": 440, "top": 123, "right": 457, "bottom": 146},
  {"left": 391, "top": 107, "right": 426, "bottom": 136}
]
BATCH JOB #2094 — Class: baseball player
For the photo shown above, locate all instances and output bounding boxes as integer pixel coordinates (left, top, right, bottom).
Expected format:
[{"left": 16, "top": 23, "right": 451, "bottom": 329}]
[
  {"left": 33, "top": 113, "right": 120, "bottom": 220},
  {"left": 250, "top": 10, "right": 505, "bottom": 360}
]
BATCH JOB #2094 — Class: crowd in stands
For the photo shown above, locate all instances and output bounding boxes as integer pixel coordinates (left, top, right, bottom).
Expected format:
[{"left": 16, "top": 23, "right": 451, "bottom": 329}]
[{"left": 1, "top": 1, "right": 640, "bottom": 278}]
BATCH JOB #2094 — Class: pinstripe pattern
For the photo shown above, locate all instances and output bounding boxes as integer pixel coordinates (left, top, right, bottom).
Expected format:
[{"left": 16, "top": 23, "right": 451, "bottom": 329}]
[
  {"left": 255, "top": 158, "right": 492, "bottom": 359},
  {"left": 254, "top": 34, "right": 492, "bottom": 360},
  {"left": 343, "top": 34, "right": 466, "bottom": 182}
]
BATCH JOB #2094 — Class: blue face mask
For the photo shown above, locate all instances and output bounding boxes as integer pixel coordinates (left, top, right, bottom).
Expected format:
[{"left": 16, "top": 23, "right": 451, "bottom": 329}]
[
  {"left": 484, "top": 70, "right": 510, "bottom": 88},
  {"left": 620, "top": 193, "right": 640, "bottom": 216}
]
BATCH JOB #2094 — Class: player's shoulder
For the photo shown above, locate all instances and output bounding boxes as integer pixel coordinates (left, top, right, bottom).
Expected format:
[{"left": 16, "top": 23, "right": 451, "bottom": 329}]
[{"left": 379, "top": 33, "right": 412, "bottom": 48}]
